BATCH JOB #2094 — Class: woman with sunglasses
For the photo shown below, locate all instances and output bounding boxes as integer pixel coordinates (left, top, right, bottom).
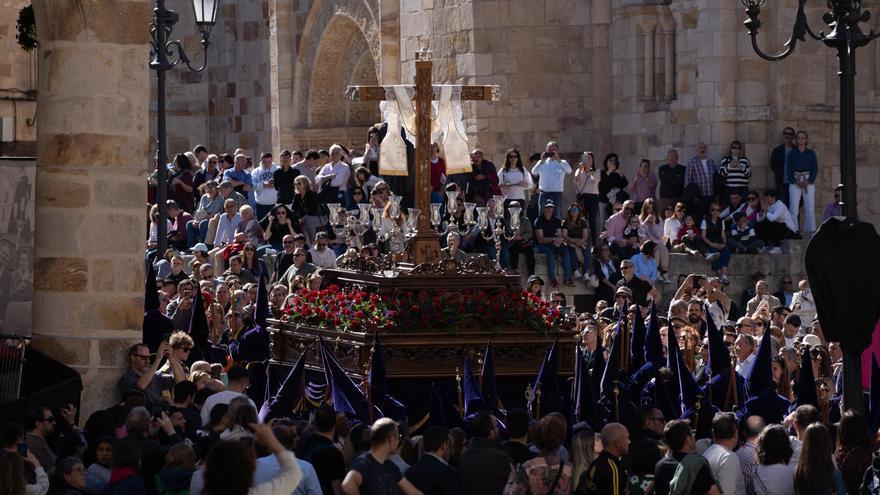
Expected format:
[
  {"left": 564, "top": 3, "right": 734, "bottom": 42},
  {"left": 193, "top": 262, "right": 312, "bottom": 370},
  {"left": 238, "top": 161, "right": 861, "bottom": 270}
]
[
  {"left": 575, "top": 151, "right": 601, "bottom": 243},
  {"left": 700, "top": 202, "right": 731, "bottom": 284},
  {"left": 261, "top": 204, "right": 296, "bottom": 254},
  {"left": 638, "top": 198, "right": 671, "bottom": 283},
  {"left": 499, "top": 148, "right": 532, "bottom": 207},
  {"left": 241, "top": 242, "right": 267, "bottom": 281},
  {"left": 719, "top": 140, "right": 752, "bottom": 206},
  {"left": 562, "top": 203, "right": 592, "bottom": 283},
  {"left": 744, "top": 190, "right": 762, "bottom": 225}
]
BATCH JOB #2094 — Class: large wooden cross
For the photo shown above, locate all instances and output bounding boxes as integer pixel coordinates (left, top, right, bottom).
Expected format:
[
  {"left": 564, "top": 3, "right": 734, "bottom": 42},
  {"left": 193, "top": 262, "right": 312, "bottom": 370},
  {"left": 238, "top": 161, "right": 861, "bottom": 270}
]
[{"left": 345, "top": 50, "right": 499, "bottom": 265}]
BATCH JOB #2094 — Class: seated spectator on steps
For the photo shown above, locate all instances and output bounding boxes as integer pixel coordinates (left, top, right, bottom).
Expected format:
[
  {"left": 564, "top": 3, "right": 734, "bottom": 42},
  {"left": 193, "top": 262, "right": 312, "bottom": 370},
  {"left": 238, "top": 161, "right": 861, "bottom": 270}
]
[
  {"left": 166, "top": 200, "right": 193, "bottom": 252},
  {"left": 728, "top": 212, "right": 765, "bottom": 254},
  {"left": 189, "top": 180, "right": 224, "bottom": 247},
  {"left": 630, "top": 241, "right": 659, "bottom": 284},
  {"left": 617, "top": 259, "right": 660, "bottom": 306},
  {"left": 700, "top": 202, "right": 731, "bottom": 284},
  {"left": 674, "top": 214, "right": 704, "bottom": 257},
  {"left": 604, "top": 200, "right": 636, "bottom": 260},
  {"left": 534, "top": 201, "right": 574, "bottom": 288},
  {"left": 235, "top": 205, "right": 264, "bottom": 248},
  {"left": 755, "top": 189, "right": 799, "bottom": 254}
]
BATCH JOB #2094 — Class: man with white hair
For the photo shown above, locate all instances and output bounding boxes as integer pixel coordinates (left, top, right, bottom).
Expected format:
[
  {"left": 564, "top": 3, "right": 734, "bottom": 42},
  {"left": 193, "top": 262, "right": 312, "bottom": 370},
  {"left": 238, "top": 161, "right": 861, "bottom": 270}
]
[
  {"left": 316, "top": 144, "right": 351, "bottom": 203},
  {"left": 685, "top": 141, "right": 717, "bottom": 220}
]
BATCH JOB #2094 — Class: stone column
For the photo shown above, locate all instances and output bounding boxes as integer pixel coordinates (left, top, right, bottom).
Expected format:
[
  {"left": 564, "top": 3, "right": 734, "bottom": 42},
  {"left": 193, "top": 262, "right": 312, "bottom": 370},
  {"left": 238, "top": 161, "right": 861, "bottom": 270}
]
[
  {"left": 661, "top": 18, "right": 676, "bottom": 103},
  {"left": 31, "top": 0, "right": 149, "bottom": 419},
  {"left": 640, "top": 21, "right": 657, "bottom": 103}
]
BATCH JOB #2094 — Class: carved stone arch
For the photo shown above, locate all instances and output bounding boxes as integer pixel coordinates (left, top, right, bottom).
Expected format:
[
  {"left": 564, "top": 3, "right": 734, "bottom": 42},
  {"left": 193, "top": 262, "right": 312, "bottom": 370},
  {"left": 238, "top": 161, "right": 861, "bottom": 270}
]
[
  {"left": 294, "top": 0, "right": 380, "bottom": 128},
  {"left": 346, "top": 50, "right": 380, "bottom": 127}
]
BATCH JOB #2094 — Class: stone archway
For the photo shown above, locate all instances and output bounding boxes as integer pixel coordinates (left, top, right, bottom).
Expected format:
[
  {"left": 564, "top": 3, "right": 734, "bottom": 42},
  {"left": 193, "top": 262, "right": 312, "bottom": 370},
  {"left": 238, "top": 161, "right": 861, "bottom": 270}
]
[{"left": 307, "top": 14, "right": 380, "bottom": 129}]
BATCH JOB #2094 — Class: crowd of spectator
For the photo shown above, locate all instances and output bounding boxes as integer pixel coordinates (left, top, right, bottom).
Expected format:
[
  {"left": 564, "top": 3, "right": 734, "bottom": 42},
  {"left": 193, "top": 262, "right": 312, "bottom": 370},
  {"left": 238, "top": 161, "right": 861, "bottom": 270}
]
[
  {"left": 2, "top": 261, "right": 870, "bottom": 495},
  {"left": 145, "top": 127, "right": 832, "bottom": 312}
]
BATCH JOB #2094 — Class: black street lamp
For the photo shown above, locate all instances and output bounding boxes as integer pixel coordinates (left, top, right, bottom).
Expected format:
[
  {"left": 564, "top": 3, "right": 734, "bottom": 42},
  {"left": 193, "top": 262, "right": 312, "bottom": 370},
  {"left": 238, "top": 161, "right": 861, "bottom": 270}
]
[
  {"left": 741, "top": 0, "right": 878, "bottom": 413},
  {"left": 150, "top": 0, "right": 221, "bottom": 254}
]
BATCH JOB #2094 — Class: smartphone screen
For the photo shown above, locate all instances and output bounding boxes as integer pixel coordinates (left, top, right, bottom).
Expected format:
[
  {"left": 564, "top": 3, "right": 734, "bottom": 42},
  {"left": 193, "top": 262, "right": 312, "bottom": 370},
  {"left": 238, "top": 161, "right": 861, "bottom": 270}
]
[{"left": 17, "top": 442, "right": 27, "bottom": 457}]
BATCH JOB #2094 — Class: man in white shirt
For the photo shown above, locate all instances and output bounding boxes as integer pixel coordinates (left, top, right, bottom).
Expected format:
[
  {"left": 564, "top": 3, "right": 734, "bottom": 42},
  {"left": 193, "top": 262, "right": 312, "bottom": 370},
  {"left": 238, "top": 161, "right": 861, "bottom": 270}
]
[
  {"left": 316, "top": 144, "right": 351, "bottom": 203},
  {"left": 310, "top": 232, "right": 337, "bottom": 269},
  {"left": 756, "top": 189, "right": 798, "bottom": 253},
  {"left": 531, "top": 145, "right": 572, "bottom": 220},
  {"left": 734, "top": 334, "right": 756, "bottom": 377},
  {"left": 252, "top": 151, "right": 278, "bottom": 221},
  {"left": 200, "top": 365, "right": 257, "bottom": 425},
  {"left": 703, "top": 412, "right": 746, "bottom": 495},
  {"left": 212, "top": 198, "right": 243, "bottom": 248}
]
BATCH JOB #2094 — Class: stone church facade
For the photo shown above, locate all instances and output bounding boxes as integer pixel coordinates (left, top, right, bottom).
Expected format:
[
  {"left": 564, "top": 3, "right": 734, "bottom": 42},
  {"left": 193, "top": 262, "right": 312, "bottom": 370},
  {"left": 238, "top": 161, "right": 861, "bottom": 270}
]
[{"left": 156, "top": 0, "right": 880, "bottom": 225}]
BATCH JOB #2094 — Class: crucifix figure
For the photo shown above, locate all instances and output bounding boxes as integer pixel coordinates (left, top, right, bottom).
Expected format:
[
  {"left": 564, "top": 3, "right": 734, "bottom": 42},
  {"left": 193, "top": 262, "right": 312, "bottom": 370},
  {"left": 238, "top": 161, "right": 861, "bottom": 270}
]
[{"left": 345, "top": 49, "right": 499, "bottom": 265}]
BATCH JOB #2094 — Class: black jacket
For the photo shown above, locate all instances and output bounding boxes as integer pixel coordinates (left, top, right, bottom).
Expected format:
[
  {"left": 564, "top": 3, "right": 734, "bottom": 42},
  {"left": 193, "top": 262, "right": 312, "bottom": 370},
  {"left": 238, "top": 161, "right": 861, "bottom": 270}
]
[
  {"left": 805, "top": 218, "right": 880, "bottom": 352},
  {"left": 405, "top": 453, "right": 462, "bottom": 495},
  {"left": 458, "top": 437, "right": 512, "bottom": 495}
]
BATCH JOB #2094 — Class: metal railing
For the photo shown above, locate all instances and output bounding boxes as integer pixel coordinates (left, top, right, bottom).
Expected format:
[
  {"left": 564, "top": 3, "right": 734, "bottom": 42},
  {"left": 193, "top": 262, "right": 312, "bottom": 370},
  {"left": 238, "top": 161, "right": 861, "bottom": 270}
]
[{"left": 0, "top": 335, "right": 28, "bottom": 402}]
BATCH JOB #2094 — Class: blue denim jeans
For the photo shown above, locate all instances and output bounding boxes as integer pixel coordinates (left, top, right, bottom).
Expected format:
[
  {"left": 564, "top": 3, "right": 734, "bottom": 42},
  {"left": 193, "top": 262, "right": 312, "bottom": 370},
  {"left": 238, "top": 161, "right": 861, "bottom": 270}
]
[
  {"left": 566, "top": 245, "right": 591, "bottom": 273},
  {"left": 538, "top": 191, "right": 563, "bottom": 219},
  {"left": 706, "top": 246, "right": 731, "bottom": 271},
  {"left": 535, "top": 243, "right": 573, "bottom": 282}
]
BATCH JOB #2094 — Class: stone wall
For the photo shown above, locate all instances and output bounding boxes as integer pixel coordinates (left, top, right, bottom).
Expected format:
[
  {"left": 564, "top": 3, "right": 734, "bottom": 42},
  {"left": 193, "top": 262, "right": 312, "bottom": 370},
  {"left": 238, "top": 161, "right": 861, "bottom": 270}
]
[{"left": 31, "top": 0, "right": 150, "bottom": 419}]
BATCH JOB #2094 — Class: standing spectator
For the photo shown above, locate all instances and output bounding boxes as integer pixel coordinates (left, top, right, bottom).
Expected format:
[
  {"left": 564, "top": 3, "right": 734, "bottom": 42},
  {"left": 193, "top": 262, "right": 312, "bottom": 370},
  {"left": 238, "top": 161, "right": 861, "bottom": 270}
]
[
  {"left": 577, "top": 423, "right": 629, "bottom": 495},
  {"left": 292, "top": 150, "right": 320, "bottom": 189},
  {"left": 341, "top": 418, "right": 421, "bottom": 495},
  {"left": 117, "top": 342, "right": 185, "bottom": 404},
  {"left": 532, "top": 151, "right": 571, "bottom": 220},
  {"left": 569, "top": 428, "right": 598, "bottom": 490},
  {"left": 773, "top": 275, "right": 795, "bottom": 308},
  {"left": 459, "top": 413, "right": 512, "bottom": 495},
  {"left": 499, "top": 148, "right": 532, "bottom": 207},
  {"left": 534, "top": 201, "right": 574, "bottom": 288},
  {"left": 223, "top": 154, "right": 255, "bottom": 207},
  {"left": 700, "top": 202, "right": 731, "bottom": 284},
  {"left": 770, "top": 127, "right": 796, "bottom": 206},
  {"left": 103, "top": 442, "right": 147, "bottom": 495},
  {"left": 404, "top": 426, "right": 461, "bottom": 495},
  {"left": 790, "top": 280, "right": 815, "bottom": 326},
  {"left": 755, "top": 189, "right": 798, "bottom": 253},
  {"left": 598, "top": 153, "right": 628, "bottom": 222},
  {"left": 252, "top": 152, "right": 278, "bottom": 221},
  {"left": 26, "top": 407, "right": 57, "bottom": 473},
  {"left": 684, "top": 141, "right": 717, "bottom": 221},
  {"left": 202, "top": 423, "right": 302, "bottom": 495},
  {"left": 628, "top": 159, "right": 658, "bottom": 210},
  {"left": 291, "top": 175, "right": 324, "bottom": 245},
  {"left": 504, "top": 415, "right": 572, "bottom": 494},
  {"left": 430, "top": 143, "right": 447, "bottom": 204},
  {"left": 657, "top": 149, "right": 686, "bottom": 214},
  {"left": 170, "top": 153, "right": 196, "bottom": 213},
  {"left": 575, "top": 152, "right": 601, "bottom": 244},
  {"left": 753, "top": 425, "right": 795, "bottom": 495},
  {"left": 562, "top": 203, "right": 591, "bottom": 282},
  {"left": 617, "top": 259, "right": 660, "bottom": 307},
  {"left": 273, "top": 150, "right": 299, "bottom": 208},
  {"left": 703, "top": 413, "right": 745, "bottom": 495},
  {"left": 295, "top": 407, "right": 345, "bottom": 495},
  {"left": 465, "top": 149, "right": 500, "bottom": 203},
  {"left": 794, "top": 423, "right": 847, "bottom": 495},
  {"left": 835, "top": 410, "right": 872, "bottom": 495},
  {"left": 316, "top": 145, "right": 351, "bottom": 204},
  {"left": 199, "top": 366, "right": 255, "bottom": 425},
  {"left": 638, "top": 199, "right": 670, "bottom": 283},
  {"left": 501, "top": 409, "right": 536, "bottom": 466},
  {"left": 737, "top": 416, "right": 765, "bottom": 495},
  {"left": 719, "top": 140, "right": 752, "bottom": 205},
  {"left": 787, "top": 130, "right": 818, "bottom": 233},
  {"left": 254, "top": 425, "right": 323, "bottom": 495}
]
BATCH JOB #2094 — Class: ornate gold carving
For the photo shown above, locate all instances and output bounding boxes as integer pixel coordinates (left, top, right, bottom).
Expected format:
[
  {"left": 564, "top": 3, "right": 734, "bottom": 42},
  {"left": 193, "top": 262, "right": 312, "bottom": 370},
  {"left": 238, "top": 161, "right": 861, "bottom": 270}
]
[{"left": 409, "top": 255, "right": 504, "bottom": 275}]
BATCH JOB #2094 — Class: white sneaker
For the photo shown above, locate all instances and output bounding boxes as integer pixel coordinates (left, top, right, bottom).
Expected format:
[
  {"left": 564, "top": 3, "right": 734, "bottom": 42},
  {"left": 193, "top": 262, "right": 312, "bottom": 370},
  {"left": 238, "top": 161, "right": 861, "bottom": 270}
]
[
  {"left": 687, "top": 248, "right": 699, "bottom": 256},
  {"left": 706, "top": 252, "right": 721, "bottom": 262},
  {"left": 769, "top": 246, "right": 783, "bottom": 254},
  {"left": 573, "top": 270, "right": 582, "bottom": 279},
  {"left": 657, "top": 273, "right": 671, "bottom": 284},
  {"left": 719, "top": 275, "right": 730, "bottom": 284},
  {"left": 757, "top": 247, "right": 768, "bottom": 254}
]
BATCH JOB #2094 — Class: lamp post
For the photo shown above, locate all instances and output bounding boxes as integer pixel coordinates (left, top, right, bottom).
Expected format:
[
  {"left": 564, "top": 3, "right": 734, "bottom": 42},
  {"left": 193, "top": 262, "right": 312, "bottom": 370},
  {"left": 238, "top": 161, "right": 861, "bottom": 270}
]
[
  {"left": 150, "top": 0, "right": 220, "bottom": 254},
  {"left": 741, "top": 0, "right": 877, "bottom": 413}
]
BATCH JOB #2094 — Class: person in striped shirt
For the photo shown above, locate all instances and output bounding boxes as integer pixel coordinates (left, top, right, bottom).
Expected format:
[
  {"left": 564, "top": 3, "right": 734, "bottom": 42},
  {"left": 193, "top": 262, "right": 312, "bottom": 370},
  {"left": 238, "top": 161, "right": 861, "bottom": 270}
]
[{"left": 719, "top": 140, "right": 753, "bottom": 207}]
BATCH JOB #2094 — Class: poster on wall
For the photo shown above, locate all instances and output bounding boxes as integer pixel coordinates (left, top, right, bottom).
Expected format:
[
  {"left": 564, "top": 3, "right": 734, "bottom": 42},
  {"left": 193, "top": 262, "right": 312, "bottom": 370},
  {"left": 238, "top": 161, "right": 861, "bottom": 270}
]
[{"left": 0, "top": 159, "right": 34, "bottom": 336}]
